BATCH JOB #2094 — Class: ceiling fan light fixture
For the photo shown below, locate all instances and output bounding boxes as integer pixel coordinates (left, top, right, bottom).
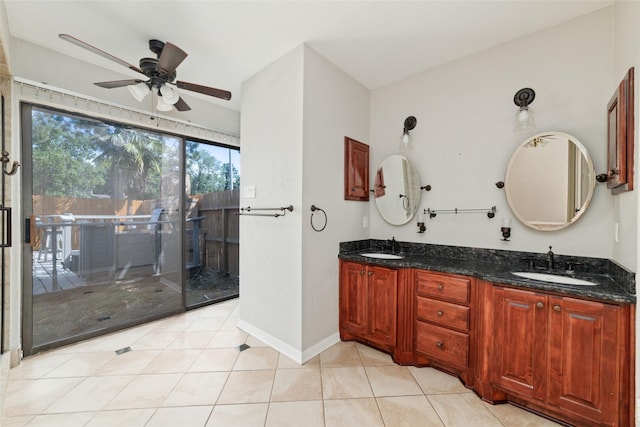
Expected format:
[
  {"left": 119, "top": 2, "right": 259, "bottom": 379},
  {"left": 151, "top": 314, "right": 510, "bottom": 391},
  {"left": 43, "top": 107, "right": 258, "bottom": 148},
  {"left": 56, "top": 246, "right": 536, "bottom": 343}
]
[
  {"left": 156, "top": 95, "right": 174, "bottom": 112},
  {"left": 160, "top": 83, "right": 179, "bottom": 105},
  {"left": 128, "top": 82, "right": 149, "bottom": 102}
]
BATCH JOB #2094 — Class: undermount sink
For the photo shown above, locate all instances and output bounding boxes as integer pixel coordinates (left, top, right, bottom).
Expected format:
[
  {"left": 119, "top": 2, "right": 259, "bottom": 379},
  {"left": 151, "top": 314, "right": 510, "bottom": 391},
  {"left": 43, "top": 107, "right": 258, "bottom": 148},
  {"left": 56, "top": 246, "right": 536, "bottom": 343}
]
[
  {"left": 511, "top": 271, "right": 596, "bottom": 286},
  {"left": 360, "top": 252, "right": 404, "bottom": 260}
]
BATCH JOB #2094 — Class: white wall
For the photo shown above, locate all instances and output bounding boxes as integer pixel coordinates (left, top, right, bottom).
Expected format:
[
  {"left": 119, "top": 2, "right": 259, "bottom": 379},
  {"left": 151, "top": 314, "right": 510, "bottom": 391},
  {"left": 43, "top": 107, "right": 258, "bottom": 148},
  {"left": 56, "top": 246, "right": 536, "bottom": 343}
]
[
  {"left": 611, "top": 1, "right": 640, "bottom": 423},
  {"left": 612, "top": 1, "right": 640, "bottom": 273},
  {"left": 301, "top": 46, "right": 369, "bottom": 356},
  {"left": 239, "top": 44, "right": 370, "bottom": 361},
  {"left": 239, "top": 45, "right": 305, "bottom": 358},
  {"left": 370, "top": 8, "right": 614, "bottom": 260}
]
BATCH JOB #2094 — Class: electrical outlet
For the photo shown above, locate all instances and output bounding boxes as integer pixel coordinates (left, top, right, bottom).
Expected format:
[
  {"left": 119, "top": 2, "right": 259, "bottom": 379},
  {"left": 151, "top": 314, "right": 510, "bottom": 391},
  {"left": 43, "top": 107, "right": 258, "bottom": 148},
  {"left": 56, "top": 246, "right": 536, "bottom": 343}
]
[
  {"left": 363, "top": 216, "right": 368, "bottom": 228},
  {"left": 614, "top": 222, "right": 619, "bottom": 243}
]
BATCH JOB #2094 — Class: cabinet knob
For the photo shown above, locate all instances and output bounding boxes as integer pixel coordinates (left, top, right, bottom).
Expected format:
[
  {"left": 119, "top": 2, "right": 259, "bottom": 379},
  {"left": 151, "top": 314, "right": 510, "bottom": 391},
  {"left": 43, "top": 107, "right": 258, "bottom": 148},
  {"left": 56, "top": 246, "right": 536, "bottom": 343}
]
[
  {"left": 437, "top": 284, "right": 444, "bottom": 291},
  {"left": 437, "top": 310, "right": 443, "bottom": 317},
  {"left": 368, "top": 271, "right": 373, "bottom": 276},
  {"left": 609, "top": 168, "right": 620, "bottom": 176},
  {"left": 553, "top": 305, "right": 562, "bottom": 312},
  {"left": 536, "top": 302, "right": 544, "bottom": 309},
  {"left": 436, "top": 341, "right": 444, "bottom": 349},
  {"left": 360, "top": 270, "right": 365, "bottom": 275}
]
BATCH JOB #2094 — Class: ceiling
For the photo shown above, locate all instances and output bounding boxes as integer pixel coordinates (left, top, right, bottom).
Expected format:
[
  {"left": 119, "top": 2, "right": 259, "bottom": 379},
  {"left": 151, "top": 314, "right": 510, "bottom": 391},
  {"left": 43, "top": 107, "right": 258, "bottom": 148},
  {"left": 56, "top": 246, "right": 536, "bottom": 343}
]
[{"left": 3, "top": 0, "right": 612, "bottom": 112}]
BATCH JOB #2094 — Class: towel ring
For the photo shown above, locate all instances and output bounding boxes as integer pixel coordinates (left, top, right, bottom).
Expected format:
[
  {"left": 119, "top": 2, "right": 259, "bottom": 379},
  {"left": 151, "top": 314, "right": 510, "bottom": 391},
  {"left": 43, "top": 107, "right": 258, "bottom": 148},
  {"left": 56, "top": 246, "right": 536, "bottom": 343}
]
[{"left": 310, "top": 205, "right": 327, "bottom": 232}]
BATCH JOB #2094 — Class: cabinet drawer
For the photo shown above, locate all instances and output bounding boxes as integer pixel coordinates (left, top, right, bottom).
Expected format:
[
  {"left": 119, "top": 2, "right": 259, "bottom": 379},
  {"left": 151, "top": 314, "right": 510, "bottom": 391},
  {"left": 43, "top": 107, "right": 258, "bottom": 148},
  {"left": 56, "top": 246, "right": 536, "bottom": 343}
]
[
  {"left": 416, "top": 271, "right": 470, "bottom": 304},
  {"left": 416, "top": 297, "right": 469, "bottom": 331},
  {"left": 416, "top": 321, "right": 469, "bottom": 369}
]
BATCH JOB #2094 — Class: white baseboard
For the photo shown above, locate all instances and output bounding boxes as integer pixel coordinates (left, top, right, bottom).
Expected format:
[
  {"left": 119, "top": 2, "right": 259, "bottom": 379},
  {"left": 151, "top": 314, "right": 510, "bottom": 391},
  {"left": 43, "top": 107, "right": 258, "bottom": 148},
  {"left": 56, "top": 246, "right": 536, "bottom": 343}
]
[{"left": 236, "top": 320, "right": 340, "bottom": 365}]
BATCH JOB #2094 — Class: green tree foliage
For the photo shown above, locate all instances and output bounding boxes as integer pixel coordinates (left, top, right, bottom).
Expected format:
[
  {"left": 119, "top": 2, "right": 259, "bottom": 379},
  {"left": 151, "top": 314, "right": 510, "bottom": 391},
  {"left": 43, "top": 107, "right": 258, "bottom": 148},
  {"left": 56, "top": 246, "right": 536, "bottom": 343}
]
[
  {"left": 31, "top": 107, "right": 237, "bottom": 200},
  {"left": 31, "top": 110, "right": 105, "bottom": 197},
  {"left": 186, "top": 141, "right": 240, "bottom": 194},
  {"left": 92, "top": 128, "right": 169, "bottom": 199}
]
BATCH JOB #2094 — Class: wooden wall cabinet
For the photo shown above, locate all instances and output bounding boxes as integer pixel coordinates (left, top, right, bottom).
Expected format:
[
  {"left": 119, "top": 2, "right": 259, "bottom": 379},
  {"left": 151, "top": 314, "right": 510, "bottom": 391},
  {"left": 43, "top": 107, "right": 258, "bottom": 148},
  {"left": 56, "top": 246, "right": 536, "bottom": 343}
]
[
  {"left": 490, "top": 285, "right": 631, "bottom": 426},
  {"left": 344, "top": 137, "right": 369, "bottom": 201},
  {"left": 339, "top": 261, "right": 397, "bottom": 350},
  {"left": 607, "top": 67, "right": 634, "bottom": 194}
]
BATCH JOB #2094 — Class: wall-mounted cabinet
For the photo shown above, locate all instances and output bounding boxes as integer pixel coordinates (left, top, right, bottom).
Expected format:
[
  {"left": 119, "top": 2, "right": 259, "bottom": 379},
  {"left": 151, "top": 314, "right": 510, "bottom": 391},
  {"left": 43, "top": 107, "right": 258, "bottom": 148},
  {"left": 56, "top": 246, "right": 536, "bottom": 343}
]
[
  {"left": 607, "top": 67, "right": 634, "bottom": 194},
  {"left": 343, "top": 137, "right": 369, "bottom": 201}
]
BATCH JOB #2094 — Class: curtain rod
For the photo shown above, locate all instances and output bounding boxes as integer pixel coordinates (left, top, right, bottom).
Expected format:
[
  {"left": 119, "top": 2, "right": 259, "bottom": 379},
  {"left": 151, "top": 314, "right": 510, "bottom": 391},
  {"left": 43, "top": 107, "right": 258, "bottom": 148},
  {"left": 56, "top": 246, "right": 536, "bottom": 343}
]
[{"left": 13, "top": 77, "right": 240, "bottom": 146}]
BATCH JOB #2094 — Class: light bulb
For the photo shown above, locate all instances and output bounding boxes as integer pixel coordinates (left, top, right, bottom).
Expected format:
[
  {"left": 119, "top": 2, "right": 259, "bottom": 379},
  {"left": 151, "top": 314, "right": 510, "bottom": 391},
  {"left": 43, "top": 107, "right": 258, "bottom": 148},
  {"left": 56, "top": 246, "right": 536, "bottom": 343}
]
[
  {"left": 127, "top": 82, "right": 149, "bottom": 102},
  {"left": 402, "top": 132, "right": 410, "bottom": 145},
  {"left": 156, "top": 96, "right": 173, "bottom": 112},
  {"left": 160, "top": 83, "right": 179, "bottom": 105},
  {"left": 517, "top": 107, "right": 529, "bottom": 123}
]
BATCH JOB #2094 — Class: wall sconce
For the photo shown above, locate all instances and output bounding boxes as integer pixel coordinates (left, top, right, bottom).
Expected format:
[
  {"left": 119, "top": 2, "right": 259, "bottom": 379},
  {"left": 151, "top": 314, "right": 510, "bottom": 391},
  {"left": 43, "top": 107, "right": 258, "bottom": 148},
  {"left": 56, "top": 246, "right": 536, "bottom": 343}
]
[
  {"left": 501, "top": 218, "right": 512, "bottom": 241},
  {"left": 417, "top": 213, "right": 426, "bottom": 233},
  {"left": 513, "top": 88, "right": 536, "bottom": 133},
  {"left": 400, "top": 116, "right": 417, "bottom": 149}
]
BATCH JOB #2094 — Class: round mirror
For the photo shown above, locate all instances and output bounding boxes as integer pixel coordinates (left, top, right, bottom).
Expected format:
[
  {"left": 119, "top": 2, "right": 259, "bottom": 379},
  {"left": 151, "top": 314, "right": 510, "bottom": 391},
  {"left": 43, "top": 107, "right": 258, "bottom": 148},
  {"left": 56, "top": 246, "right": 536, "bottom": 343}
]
[
  {"left": 373, "top": 154, "right": 421, "bottom": 225},
  {"left": 505, "top": 132, "right": 595, "bottom": 231}
]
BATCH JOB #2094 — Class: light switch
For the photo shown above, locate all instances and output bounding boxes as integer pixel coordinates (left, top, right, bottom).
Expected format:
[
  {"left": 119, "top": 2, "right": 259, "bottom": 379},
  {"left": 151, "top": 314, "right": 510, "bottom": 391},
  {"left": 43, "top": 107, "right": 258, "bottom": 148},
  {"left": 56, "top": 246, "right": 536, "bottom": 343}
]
[{"left": 243, "top": 185, "right": 256, "bottom": 199}]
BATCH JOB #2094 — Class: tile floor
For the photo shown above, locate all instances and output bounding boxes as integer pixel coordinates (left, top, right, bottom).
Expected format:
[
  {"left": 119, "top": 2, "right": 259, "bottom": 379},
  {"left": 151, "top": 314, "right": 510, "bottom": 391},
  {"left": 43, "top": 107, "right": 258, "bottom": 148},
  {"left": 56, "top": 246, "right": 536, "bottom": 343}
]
[{"left": 2, "top": 299, "right": 561, "bottom": 426}]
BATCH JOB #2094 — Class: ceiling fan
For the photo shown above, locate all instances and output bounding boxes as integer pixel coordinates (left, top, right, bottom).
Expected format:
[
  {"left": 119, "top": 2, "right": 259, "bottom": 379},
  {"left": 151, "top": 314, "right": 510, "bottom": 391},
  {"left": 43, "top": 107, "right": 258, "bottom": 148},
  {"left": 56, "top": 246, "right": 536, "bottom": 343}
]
[{"left": 59, "top": 34, "right": 231, "bottom": 112}]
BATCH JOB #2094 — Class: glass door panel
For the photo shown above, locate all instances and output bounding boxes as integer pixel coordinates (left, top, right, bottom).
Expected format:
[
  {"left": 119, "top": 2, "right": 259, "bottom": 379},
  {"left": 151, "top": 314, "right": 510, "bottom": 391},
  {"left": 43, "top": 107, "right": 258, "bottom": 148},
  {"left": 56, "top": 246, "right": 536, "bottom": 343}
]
[
  {"left": 23, "top": 105, "right": 183, "bottom": 354},
  {"left": 185, "top": 140, "right": 239, "bottom": 307}
]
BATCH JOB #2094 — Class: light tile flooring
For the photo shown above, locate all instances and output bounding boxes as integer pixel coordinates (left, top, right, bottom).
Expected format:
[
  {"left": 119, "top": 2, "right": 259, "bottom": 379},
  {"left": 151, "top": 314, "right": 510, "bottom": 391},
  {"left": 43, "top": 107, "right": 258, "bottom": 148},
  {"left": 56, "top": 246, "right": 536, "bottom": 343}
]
[{"left": 2, "top": 299, "right": 561, "bottom": 426}]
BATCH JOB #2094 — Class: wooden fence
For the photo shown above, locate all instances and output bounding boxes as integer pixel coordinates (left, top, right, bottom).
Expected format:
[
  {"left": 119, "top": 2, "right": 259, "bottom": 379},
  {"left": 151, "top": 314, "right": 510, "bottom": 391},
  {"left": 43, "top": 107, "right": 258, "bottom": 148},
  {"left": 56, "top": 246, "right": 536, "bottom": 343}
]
[{"left": 33, "top": 190, "right": 240, "bottom": 276}]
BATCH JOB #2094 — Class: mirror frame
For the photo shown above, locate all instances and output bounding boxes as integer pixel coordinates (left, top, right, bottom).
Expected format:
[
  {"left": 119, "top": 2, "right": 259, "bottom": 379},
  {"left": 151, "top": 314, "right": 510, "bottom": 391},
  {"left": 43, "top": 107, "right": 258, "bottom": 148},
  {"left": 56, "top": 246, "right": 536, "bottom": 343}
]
[{"left": 504, "top": 131, "right": 595, "bottom": 231}]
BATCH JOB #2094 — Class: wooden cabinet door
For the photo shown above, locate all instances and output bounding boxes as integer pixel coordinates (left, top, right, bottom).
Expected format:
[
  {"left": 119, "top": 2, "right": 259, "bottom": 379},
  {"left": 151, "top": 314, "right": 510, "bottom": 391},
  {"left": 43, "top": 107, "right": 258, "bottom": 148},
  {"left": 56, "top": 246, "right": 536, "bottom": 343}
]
[
  {"left": 491, "top": 287, "right": 548, "bottom": 401},
  {"left": 548, "top": 297, "right": 620, "bottom": 425},
  {"left": 339, "top": 261, "right": 368, "bottom": 336},
  {"left": 344, "top": 137, "right": 369, "bottom": 201},
  {"left": 367, "top": 266, "right": 397, "bottom": 347}
]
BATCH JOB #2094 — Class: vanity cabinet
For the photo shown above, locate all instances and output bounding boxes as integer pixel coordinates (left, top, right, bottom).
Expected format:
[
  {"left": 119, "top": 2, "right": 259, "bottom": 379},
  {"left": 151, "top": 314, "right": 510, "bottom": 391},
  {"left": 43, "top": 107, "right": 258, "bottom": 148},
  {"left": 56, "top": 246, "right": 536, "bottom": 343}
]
[
  {"left": 414, "top": 271, "right": 473, "bottom": 379},
  {"left": 339, "top": 260, "right": 397, "bottom": 350},
  {"left": 491, "top": 285, "right": 631, "bottom": 426}
]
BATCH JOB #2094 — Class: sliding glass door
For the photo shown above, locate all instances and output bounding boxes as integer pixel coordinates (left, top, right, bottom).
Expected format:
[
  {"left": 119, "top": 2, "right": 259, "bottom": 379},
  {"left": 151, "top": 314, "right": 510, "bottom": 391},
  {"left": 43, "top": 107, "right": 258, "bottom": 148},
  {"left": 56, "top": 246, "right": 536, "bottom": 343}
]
[
  {"left": 22, "top": 104, "right": 184, "bottom": 354},
  {"left": 185, "top": 140, "right": 240, "bottom": 308}
]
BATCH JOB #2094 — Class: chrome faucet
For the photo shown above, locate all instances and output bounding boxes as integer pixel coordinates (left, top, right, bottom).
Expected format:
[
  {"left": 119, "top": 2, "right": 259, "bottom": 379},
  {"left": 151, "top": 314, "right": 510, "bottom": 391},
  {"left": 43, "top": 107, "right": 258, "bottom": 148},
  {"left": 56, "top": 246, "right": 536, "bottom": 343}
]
[{"left": 547, "top": 246, "right": 555, "bottom": 270}]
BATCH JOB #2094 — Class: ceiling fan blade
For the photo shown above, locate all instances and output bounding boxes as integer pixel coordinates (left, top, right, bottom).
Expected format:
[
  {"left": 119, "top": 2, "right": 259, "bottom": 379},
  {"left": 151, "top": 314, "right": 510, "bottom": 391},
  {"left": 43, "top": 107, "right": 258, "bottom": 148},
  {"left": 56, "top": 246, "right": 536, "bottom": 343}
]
[
  {"left": 95, "top": 79, "right": 145, "bottom": 89},
  {"left": 176, "top": 81, "right": 232, "bottom": 101},
  {"left": 157, "top": 42, "right": 187, "bottom": 75},
  {"left": 59, "top": 34, "right": 145, "bottom": 75},
  {"left": 174, "top": 97, "right": 192, "bottom": 112}
]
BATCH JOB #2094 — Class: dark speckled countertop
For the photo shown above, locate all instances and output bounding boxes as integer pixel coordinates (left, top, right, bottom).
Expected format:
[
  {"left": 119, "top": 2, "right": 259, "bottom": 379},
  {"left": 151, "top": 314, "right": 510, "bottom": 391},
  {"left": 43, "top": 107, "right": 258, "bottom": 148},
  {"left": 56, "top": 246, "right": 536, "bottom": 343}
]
[{"left": 339, "top": 240, "right": 636, "bottom": 304}]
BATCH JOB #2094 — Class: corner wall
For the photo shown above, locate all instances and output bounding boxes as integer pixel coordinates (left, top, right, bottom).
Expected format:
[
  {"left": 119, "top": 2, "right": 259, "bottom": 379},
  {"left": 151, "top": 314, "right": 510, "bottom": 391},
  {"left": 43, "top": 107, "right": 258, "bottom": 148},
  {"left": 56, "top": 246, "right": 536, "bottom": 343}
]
[
  {"left": 238, "top": 45, "right": 305, "bottom": 358},
  {"left": 239, "top": 44, "right": 370, "bottom": 362},
  {"left": 301, "top": 46, "right": 369, "bottom": 356},
  {"left": 611, "top": 1, "right": 640, "bottom": 423}
]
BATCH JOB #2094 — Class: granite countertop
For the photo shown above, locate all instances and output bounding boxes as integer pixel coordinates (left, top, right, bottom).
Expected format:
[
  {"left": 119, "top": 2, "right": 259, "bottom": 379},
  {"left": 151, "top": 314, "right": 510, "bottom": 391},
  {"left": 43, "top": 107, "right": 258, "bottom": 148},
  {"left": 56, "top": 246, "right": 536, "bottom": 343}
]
[{"left": 339, "top": 250, "right": 636, "bottom": 304}]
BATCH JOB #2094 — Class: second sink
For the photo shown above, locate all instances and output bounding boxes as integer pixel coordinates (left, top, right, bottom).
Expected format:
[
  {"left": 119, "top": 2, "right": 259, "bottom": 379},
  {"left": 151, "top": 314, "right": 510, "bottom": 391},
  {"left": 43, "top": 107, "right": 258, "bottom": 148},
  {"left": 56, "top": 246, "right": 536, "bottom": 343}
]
[
  {"left": 511, "top": 271, "right": 596, "bottom": 286},
  {"left": 360, "top": 252, "right": 404, "bottom": 260}
]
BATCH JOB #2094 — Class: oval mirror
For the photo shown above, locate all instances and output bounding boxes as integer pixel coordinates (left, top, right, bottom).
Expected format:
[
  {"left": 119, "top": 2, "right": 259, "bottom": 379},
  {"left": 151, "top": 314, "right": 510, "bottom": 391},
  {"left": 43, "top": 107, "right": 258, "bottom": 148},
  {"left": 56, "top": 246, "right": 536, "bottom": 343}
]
[
  {"left": 373, "top": 154, "right": 421, "bottom": 225},
  {"left": 505, "top": 132, "right": 595, "bottom": 231}
]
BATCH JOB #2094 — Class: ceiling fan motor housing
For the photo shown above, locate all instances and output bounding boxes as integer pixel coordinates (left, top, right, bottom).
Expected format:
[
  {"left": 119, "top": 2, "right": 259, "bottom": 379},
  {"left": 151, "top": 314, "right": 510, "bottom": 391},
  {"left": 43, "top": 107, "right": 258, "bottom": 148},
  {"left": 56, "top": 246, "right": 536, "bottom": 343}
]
[
  {"left": 149, "top": 39, "right": 165, "bottom": 57},
  {"left": 139, "top": 57, "right": 177, "bottom": 89}
]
